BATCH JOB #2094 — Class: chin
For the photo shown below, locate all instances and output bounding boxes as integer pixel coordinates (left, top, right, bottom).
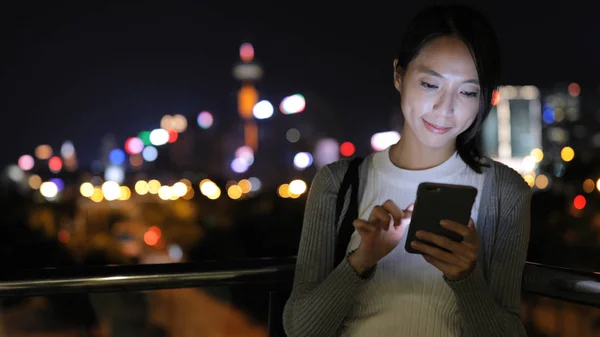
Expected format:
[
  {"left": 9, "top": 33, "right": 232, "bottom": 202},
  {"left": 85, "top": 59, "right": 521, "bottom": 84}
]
[{"left": 416, "top": 132, "right": 456, "bottom": 150}]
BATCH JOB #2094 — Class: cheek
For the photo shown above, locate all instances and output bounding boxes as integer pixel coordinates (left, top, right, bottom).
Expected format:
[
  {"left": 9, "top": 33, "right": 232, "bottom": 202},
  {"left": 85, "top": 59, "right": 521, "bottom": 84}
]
[
  {"left": 401, "top": 87, "right": 432, "bottom": 117},
  {"left": 457, "top": 102, "right": 479, "bottom": 130}
]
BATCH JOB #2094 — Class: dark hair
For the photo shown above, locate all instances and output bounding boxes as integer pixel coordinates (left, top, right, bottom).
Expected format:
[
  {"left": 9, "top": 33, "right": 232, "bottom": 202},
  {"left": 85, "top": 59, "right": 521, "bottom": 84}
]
[{"left": 395, "top": 5, "right": 500, "bottom": 173}]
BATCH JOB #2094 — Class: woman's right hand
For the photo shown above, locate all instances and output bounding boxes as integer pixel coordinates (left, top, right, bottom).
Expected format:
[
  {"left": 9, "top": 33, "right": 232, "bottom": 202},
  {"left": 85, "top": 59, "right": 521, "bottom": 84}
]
[{"left": 349, "top": 200, "right": 413, "bottom": 273}]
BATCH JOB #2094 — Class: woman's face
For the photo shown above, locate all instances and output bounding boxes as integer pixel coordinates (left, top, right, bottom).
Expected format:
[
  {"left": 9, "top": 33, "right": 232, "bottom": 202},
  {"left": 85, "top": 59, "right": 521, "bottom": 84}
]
[{"left": 394, "top": 35, "right": 480, "bottom": 151}]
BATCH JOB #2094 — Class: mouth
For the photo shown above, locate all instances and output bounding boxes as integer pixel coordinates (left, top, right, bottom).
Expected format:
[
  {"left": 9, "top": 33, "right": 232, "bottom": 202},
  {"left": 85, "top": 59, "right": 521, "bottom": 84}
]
[{"left": 422, "top": 118, "right": 452, "bottom": 135}]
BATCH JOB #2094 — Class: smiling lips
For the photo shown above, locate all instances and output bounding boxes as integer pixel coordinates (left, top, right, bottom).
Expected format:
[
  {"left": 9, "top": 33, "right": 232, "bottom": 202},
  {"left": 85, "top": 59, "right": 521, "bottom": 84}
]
[{"left": 423, "top": 118, "right": 452, "bottom": 135}]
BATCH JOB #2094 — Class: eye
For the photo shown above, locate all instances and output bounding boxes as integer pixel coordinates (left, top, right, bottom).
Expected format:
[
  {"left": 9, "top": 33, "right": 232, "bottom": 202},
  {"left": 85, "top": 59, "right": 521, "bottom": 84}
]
[
  {"left": 420, "top": 81, "right": 438, "bottom": 90},
  {"left": 461, "top": 91, "right": 479, "bottom": 98}
]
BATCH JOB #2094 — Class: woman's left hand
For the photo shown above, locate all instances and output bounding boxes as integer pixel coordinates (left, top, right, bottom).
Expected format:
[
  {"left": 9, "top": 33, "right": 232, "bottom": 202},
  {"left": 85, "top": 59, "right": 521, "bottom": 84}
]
[{"left": 410, "top": 219, "right": 479, "bottom": 281}]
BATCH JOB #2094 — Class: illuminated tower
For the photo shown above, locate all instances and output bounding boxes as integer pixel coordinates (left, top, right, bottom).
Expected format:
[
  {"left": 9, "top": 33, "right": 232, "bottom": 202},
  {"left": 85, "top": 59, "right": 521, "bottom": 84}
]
[{"left": 233, "top": 43, "right": 263, "bottom": 151}]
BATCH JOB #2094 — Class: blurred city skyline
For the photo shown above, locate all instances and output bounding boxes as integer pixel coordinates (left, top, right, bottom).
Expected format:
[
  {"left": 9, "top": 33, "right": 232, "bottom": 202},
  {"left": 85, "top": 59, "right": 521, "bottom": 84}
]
[{"left": 1, "top": 1, "right": 600, "bottom": 168}]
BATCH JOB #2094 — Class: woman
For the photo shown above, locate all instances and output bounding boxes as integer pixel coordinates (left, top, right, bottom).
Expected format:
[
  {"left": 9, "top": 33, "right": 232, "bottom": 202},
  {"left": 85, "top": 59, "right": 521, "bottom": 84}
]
[{"left": 283, "top": 5, "right": 531, "bottom": 337}]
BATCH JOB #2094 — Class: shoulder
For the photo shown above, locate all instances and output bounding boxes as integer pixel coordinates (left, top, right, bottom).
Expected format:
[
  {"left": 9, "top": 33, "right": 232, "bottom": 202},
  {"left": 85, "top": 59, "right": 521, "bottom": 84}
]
[
  {"left": 322, "top": 159, "right": 352, "bottom": 183},
  {"left": 486, "top": 158, "right": 532, "bottom": 203},
  {"left": 320, "top": 153, "right": 374, "bottom": 184}
]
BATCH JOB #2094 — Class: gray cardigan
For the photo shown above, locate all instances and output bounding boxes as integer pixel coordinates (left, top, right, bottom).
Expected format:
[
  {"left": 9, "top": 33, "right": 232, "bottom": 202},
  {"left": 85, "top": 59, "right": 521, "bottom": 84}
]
[{"left": 283, "top": 153, "right": 531, "bottom": 337}]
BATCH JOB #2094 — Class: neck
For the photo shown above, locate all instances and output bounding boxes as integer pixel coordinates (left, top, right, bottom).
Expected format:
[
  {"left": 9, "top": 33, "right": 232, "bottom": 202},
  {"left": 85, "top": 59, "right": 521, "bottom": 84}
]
[{"left": 390, "top": 125, "right": 456, "bottom": 170}]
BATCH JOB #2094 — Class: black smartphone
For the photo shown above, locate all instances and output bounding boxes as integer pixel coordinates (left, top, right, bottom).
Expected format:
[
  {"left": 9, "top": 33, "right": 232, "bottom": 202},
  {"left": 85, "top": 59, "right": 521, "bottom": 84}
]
[{"left": 405, "top": 182, "right": 477, "bottom": 254}]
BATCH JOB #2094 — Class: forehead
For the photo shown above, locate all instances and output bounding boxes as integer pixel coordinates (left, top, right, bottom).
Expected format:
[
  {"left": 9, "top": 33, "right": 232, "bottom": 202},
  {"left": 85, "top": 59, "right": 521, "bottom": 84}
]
[{"left": 409, "top": 36, "right": 478, "bottom": 77}]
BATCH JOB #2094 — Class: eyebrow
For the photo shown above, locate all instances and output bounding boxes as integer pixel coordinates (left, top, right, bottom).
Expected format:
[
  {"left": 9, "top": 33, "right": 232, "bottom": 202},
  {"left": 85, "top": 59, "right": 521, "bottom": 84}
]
[{"left": 419, "top": 68, "right": 479, "bottom": 85}]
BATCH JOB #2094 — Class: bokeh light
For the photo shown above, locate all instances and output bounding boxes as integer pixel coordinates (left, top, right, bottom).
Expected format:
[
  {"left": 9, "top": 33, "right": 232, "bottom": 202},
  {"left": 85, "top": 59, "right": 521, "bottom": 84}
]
[
  {"left": 58, "top": 229, "right": 70, "bottom": 244},
  {"left": 109, "top": 149, "right": 126, "bottom": 165},
  {"left": 125, "top": 137, "right": 144, "bottom": 155},
  {"left": 542, "top": 104, "right": 555, "bottom": 124},
  {"left": 231, "top": 158, "right": 249, "bottom": 173},
  {"left": 573, "top": 195, "right": 586, "bottom": 210},
  {"left": 491, "top": 90, "right": 500, "bottom": 106},
  {"left": 90, "top": 188, "right": 104, "bottom": 203},
  {"left": 35, "top": 145, "right": 53, "bottom": 160},
  {"left": 340, "top": 142, "right": 355, "bottom": 157},
  {"left": 227, "top": 185, "right": 243, "bottom": 199},
  {"left": 61, "top": 141, "right": 75, "bottom": 159},
  {"left": 142, "top": 146, "right": 158, "bottom": 162},
  {"left": 48, "top": 156, "right": 63, "bottom": 173},
  {"left": 172, "top": 182, "right": 188, "bottom": 197},
  {"left": 105, "top": 165, "right": 125, "bottom": 184},
  {"left": 278, "top": 184, "right": 290, "bottom": 198},
  {"left": 200, "top": 179, "right": 221, "bottom": 200},
  {"left": 583, "top": 179, "right": 595, "bottom": 193},
  {"left": 371, "top": 131, "right": 401, "bottom": 151},
  {"left": 130, "top": 154, "right": 143, "bottom": 167},
  {"left": 171, "top": 114, "right": 188, "bottom": 133},
  {"left": 197, "top": 111, "right": 214, "bottom": 129},
  {"left": 160, "top": 115, "right": 173, "bottom": 130},
  {"left": 523, "top": 174, "right": 535, "bottom": 187},
  {"left": 238, "top": 179, "right": 252, "bottom": 193},
  {"left": 314, "top": 138, "right": 340, "bottom": 168},
  {"left": 240, "top": 43, "right": 254, "bottom": 62},
  {"left": 148, "top": 180, "right": 161, "bottom": 194},
  {"left": 150, "top": 129, "right": 169, "bottom": 146},
  {"left": 80, "top": 182, "right": 94, "bottom": 197},
  {"left": 138, "top": 131, "right": 152, "bottom": 146},
  {"left": 135, "top": 180, "right": 149, "bottom": 195},
  {"left": 530, "top": 148, "right": 544, "bottom": 163},
  {"left": 28, "top": 175, "right": 42, "bottom": 189},
  {"left": 568, "top": 82, "right": 581, "bottom": 97},
  {"left": 293, "top": 152, "right": 313, "bottom": 170},
  {"left": 280, "top": 94, "right": 306, "bottom": 114},
  {"left": 118, "top": 186, "right": 131, "bottom": 201},
  {"left": 289, "top": 179, "right": 307, "bottom": 195},
  {"left": 144, "top": 230, "right": 159, "bottom": 246},
  {"left": 102, "top": 181, "right": 121, "bottom": 201},
  {"left": 286, "top": 128, "right": 300, "bottom": 143},
  {"left": 6, "top": 165, "right": 24, "bottom": 182},
  {"left": 560, "top": 147, "right": 575, "bottom": 162},
  {"left": 235, "top": 146, "right": 255, "bottom": 165},
  {"left": 248, "top": 177, "right": 261, "bottom": 192},
  {"left": 158, "top": 186, "right": 173, "bottom": 200},
  {"left": 40, "top": 181, "right": 58, "bottom": 198},
  {"left": 535, "top": 175, "right": 549, "bottom": 189},
  {"left": 18, "top": 155, "right": 35, "bottom": 171},
  {"left": 50, "top": 178, "right": 65, "bottom": 192},
  {"left": 167, "top": 129, "right": 178, "bottom": 143},
  {"left": 253, "top": 100, "right": 274, "bottom": 119}
]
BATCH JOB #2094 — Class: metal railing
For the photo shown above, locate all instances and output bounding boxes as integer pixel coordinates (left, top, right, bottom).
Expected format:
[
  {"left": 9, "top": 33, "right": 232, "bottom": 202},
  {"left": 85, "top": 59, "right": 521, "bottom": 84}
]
[{"left": 0, "top": 259, "right": 599, "bottom": 336}]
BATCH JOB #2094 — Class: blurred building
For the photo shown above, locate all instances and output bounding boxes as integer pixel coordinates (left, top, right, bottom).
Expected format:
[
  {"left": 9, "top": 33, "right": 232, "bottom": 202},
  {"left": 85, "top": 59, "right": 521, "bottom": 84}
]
[{"left": 481, "top": 85, "right": 542, "bottom": 174}]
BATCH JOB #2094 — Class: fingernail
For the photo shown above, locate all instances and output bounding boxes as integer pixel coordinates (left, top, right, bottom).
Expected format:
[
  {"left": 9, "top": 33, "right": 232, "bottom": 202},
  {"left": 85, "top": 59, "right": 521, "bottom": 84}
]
[
  {"left": 440, "top": 220, "right": 446, "bottom": 226},
  {"left": 411, "top": 241, "right": 418, "bottom": 247},
  {"left": 415, "top": 231, "right": 423, "bottom": 237}
]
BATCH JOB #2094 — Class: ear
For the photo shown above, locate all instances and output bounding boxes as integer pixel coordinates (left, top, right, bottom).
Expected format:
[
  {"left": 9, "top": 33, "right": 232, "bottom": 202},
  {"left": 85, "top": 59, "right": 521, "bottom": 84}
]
[{"left": 393, "top": 59, "right": 404, "bottom": 93}]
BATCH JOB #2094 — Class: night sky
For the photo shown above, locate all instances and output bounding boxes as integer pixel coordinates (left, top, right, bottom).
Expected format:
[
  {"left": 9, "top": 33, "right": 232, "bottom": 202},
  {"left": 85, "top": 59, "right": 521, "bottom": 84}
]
[{"left": 1, "top": 1, "right": 598, "bottom": 168}]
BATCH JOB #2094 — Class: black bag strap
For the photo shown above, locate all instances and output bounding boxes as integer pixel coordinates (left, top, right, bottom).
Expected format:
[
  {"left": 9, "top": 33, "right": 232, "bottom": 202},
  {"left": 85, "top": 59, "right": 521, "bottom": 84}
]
[{"left": 334, "top": 157, "right": 364, "bottom": 266}]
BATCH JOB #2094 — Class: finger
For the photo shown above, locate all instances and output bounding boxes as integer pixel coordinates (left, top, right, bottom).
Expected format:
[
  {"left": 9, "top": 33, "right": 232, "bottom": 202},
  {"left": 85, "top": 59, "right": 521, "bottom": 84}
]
[
  {"left": 440, "top": 220, "right": 470, "bottom": 238},
  {"left": 382, "top": 200, "right": 404, "bottom": 226},
  {"left": 416, "top": 231, "right": 461, "bottom": 253},
  {"left": 406, "top": 203, "right": 415, "bottom": 211},
  {"left": 369, "top": 206, "right": 392, "bottom": 229},
  {"left": 410, "top": 240, "right": 461, "bottom": 265},
  {"left": 416, "top": 231, "right": 475, "bottom": 264},
  {"left": 353, "top": 219, "right": 375, "bottom": 235}
]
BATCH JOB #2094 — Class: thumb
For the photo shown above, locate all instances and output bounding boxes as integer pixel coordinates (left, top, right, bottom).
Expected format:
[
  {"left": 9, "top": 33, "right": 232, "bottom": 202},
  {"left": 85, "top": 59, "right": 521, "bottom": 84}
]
[
  {"left": 406, "top": 203, "right": 415, "bottom": 211},
  {"left": 468, "top": 219, "right": 475, "bottom": 229}
]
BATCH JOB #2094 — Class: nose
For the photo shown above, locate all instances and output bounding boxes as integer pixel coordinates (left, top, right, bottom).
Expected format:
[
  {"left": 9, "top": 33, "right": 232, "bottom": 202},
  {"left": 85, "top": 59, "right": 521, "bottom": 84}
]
[{"left": 433, "top": 91, "right": 454, "bottom": 117}]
